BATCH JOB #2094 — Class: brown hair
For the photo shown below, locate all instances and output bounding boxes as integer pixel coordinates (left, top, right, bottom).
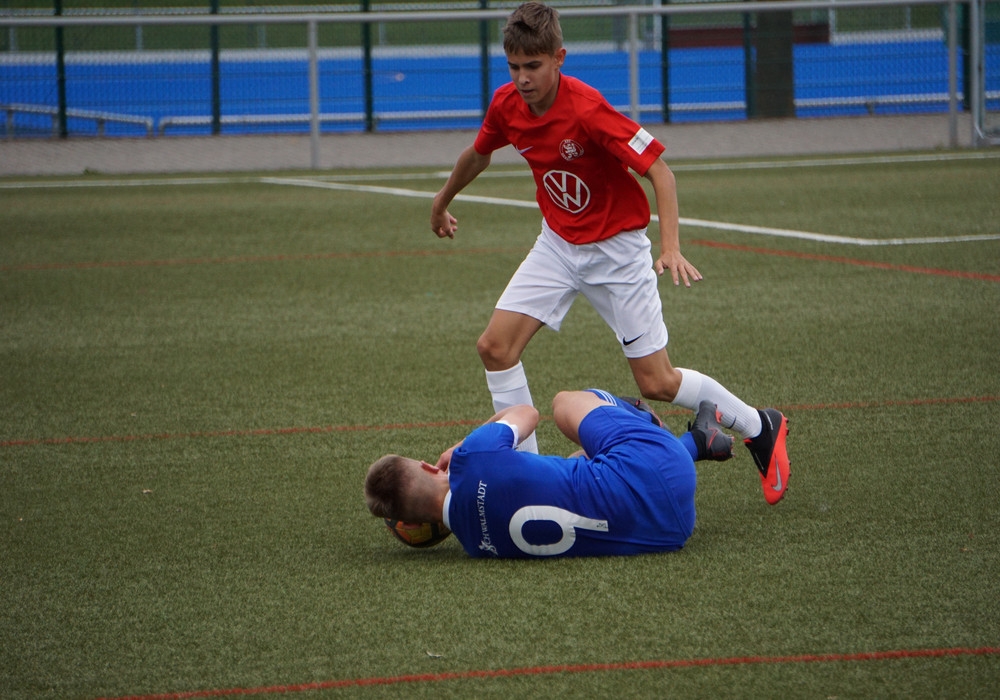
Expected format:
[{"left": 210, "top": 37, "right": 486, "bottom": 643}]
[
  {"left": 502, "top": 2, "right": 563, "bottom": 56},
  {"left": 364, "top": 454, "right": 411, "bottom": 519}
]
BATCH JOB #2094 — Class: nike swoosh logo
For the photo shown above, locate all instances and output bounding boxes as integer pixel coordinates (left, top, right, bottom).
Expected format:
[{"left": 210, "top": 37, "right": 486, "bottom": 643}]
[
  {"left": 622, "top": 334, "right": 644, "bottom": 346},
  {"left": 765, "top": 413, "right": 783, "bottom": 491},
  {"left": 764, "top": 413, "right": 781, "bottom": 492},
  {"left": 517, "top": 146, "right": 533, "bottom": 154}
]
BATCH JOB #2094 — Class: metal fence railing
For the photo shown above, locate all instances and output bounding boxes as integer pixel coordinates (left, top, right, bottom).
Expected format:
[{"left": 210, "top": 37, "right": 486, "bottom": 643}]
[{"left": 2, "top": 0, "right": 998, "bottom": 157}]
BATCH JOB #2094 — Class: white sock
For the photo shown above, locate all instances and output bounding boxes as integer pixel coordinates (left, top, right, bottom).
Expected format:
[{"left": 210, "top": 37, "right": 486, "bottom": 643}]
[
  {"left": 672, "top": 368, "right": 762, "bottom": 440},
  {"left": 485, "top": 362, "right": 539, "bottom": 453}
]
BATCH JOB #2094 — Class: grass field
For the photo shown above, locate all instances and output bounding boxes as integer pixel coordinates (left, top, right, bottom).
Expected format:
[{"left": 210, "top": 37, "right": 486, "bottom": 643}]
[{"left": 2, "top": 151, "right": 999, "bottom": 698}]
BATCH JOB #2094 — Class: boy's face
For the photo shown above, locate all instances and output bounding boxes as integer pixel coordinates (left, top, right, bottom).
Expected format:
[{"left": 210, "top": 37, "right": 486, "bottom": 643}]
[{"left": 506, "top": 48, "right": 566, "bottom": 115}]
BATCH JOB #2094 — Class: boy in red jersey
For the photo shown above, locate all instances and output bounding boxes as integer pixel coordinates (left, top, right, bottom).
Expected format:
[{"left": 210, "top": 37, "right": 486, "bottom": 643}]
[{"left": 430, "top": 2, "right": 789, "bottom": 504}]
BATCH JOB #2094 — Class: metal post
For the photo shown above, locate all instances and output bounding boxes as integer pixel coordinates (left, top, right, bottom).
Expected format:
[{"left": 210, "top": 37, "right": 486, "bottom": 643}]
[
  {"left": 362, "top": 0, "right": 374, "bottom": 133},
  {"left": 133, "top": 0, "right": 143, "bottom": 51},
  {"left": 948, "top": 0, "right": 958, "bottom": 148},
  {"left": 961, "top": 0, "right": 972, "bottom": 111},
  {"left": 743, "top": 11, "right": 756, "bottom": 118},
  {"left": 210, "top": 0, "right": 221, "bottom": 135},
  {"left": 660, "top": 0, "right": 671, "bottom": 123},
  {"left": 969, "top": 0, "right": 982, "bottom": 145},
  {"left": 628, "top": 11, "right": 639, "bottom": 122},
  {"left": 479, "top": 0, "right": 491, "bottom": 118},
  {"left": 54, "top": 0, "right": 67, "bottom": 138},
  {"left": 308, "top": 19, "right": 320, "bottom": 170}
]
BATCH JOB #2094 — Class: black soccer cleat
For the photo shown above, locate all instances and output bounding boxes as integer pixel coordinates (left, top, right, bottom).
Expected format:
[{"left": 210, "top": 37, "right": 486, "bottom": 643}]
[
  {"left": 618, "top": 396, "right": 665, "bottom": 428},
  {"left": 688, "top": 401, "right": 735, "bottom": 462}
]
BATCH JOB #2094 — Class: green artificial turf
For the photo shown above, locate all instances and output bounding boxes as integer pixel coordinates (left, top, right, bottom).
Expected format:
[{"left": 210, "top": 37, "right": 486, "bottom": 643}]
[{"left": 1, "top": 152, "right": 998, "bottom": 698}]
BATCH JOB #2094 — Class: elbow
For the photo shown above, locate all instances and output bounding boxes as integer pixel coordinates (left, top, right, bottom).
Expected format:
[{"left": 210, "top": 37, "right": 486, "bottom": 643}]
[{"left": 646, "top": 158, "right": 674, "bottom": 185}]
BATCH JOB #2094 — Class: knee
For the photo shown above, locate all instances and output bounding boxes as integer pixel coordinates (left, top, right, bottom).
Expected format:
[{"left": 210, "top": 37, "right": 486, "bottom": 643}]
[
  {"left": 551, "top": 391, "right": 570, "bottom": 424},
  {"left": 551, "top": 390, "right": 573, "bottom": 414},
  {"left": 551, "top": 391, "right": 584, "bottom": 443},
  {"left": 636, "top": 368, "right": 682, "bottom": 403},
  {"left": 476, "top": 331, "right": 519, "bottom": 370}
]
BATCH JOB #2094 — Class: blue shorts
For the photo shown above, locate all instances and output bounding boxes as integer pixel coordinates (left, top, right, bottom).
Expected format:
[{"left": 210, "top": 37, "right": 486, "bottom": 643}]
[{"left": 577, "top": 400, "right": 697, "bottom": 542}]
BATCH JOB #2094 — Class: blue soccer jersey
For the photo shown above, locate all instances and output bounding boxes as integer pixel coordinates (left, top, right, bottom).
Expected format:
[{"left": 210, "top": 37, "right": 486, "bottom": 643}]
[{"left": 443, "top": 405, "right": 697, "bottom": 558}]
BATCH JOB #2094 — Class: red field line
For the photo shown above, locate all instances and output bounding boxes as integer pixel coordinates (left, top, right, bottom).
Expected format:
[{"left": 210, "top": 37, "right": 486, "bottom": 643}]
[
  {"left": 0, "top": 419, "right": 483, "bottom": 448},
  {"left": 783, "top": 395, "right": 1000, "bottom": 411},
  {"left": 101, "top": 646, "right": 1000, "bottom": 699},
  {"left": 2, "top": 395, "right": 997, "bottom": 449},
  {"left": 690, "top": 239, "right": 1000, "bottom": 282},
  {"left": 0, "top": 247, "right": 526, "bottom": 272},
  {"left": 6, "top": 241, "right": 999, "bottom": 281}
]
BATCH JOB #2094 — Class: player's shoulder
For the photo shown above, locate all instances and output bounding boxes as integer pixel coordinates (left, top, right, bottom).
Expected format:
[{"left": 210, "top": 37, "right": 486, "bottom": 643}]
[
  {"left": 460, "top": 421, "right": 516, "bottom": 453},
  {"left": 485, "top": 83, "right": 529, "bottom": 126},
  {"left": 559, "top": 74, "right": 609, "bottom": 112},
  {"left": 491, "top": 82, "right": 522, "bottom": 107}
]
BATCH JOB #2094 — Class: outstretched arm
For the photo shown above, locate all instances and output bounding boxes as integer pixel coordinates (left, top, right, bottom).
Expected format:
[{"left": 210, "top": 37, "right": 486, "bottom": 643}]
[
  {"left": 644, "top": 158, "right": 702, "bottom": 287},
  {"left": 430, "top": 145, "right": 492, "bottom": 239},
  {"left": 489, "top": 404, "right": 540, "bottom": 444}
]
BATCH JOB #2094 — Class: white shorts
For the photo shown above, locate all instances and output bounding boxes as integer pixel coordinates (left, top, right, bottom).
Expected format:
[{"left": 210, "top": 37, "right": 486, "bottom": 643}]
[{"left": 496, "top": 221, "right": 669, "bottom": 359}]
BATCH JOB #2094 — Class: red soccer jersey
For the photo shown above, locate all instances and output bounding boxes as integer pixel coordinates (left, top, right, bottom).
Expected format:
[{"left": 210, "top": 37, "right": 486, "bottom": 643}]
[{"left": 474, "top": 74, "right": 665, "bottom": 244}]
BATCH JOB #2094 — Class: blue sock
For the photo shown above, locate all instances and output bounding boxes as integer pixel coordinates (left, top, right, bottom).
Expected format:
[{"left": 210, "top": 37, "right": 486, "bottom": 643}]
[{"left": 679, "top": 433, "right": 699, "bottom": 462}]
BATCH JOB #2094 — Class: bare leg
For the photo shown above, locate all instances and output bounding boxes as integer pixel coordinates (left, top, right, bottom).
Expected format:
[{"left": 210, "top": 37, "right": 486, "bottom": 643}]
[
  {"left": 478, "top": 309, "right": 545, "bottom": 453},
  {"left": 628, "top": 349, "right": 762, "bottom": 439},
  {"left": 551, "top": 390, "right": 613, "bottom": 447},
  {"left": 476, "top": 309, "right": 544, "bottom": 371}
]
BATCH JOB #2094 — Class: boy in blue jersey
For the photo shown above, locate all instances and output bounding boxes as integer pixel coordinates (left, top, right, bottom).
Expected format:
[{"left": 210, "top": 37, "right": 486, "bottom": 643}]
[{"left": 364, "top": 391, "right": 736, "bottom": 559}]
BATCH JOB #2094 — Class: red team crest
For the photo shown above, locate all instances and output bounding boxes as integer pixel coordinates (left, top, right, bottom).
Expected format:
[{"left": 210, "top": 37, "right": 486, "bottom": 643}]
[
  {"left": 559, "top": 139, "right": 584, "bottom": 161},
  {"left": 545, "top": 140, "right": 587, "bottom": 213}
]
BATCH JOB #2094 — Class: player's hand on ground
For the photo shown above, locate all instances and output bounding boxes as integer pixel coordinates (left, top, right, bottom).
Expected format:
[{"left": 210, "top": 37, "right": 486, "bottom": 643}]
[
  {"left": 431, "top": 210, "right": 458, "bottom": 239},
  {"left": 654, "top": 250, "right": 703, "bottom": 287}
]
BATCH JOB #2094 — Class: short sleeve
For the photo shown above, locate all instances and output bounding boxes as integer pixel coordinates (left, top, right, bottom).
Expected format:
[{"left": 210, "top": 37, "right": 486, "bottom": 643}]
[
  {"left": 586, "top": 99, "right": 665, "bottom": 175},
  {"left": 473, "top": 91, "right": 513, "bottom": 155},
  {"left": 456, "top": 422, "right": 517, "bottom": 456}
]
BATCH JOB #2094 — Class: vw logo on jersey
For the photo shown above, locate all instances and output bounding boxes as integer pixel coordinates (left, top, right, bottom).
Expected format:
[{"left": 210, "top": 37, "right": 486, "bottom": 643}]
[
  {"left": 559, "top": 139, "right": 584, "bottom": 161},
  {"left": 543, "top": 170, "right": 591, "bottom": 214}
]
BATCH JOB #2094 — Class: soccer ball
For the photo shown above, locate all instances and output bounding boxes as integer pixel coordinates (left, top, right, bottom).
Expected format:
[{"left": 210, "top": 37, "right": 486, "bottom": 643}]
[{"left": 384, "top": 518, "right": 452, "bottom": 548}]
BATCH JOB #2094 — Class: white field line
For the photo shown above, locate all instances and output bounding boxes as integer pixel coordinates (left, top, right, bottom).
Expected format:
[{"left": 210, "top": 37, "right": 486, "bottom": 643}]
[
  {"left": 3, "top": 149, "right": 998, "bottom": 192},
  {"left": 676, "top": 217, "right": 1000, "bottom": 246},
  {"left": 4, "top": 149, "right": 997, "bottom": 247},
  {"left": 324, "top": 150, "right": 999, "bottom": 180},
  {"left": 260, "top": 176, "right": 539, "bottom": 209},
  {"left": 262, "top": 176, "right": 1000, "bottom": 247},
  {"left": 0, "top": 176, "right": 257, "bottom": 189},
  {"left": 669, "top": 150, "right": 1000, "bottom": 172},
  {"left": 297, "top": 150, "right": 1000, "bottom": 182}
]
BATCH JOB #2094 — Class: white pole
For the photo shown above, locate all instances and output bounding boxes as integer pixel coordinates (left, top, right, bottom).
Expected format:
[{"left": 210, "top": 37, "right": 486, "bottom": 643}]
[
  {"left": 308, "top": 19, "right": 321, "bottom": 169},
  {"left": 629, "top": 11, "right": 640, "bottom": 122},
  {"left": 969, "top": 0, "right": 982, "bottom": 146},
  {"left": 947, "top": 0, "right": 957, "bottom": 148}
]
